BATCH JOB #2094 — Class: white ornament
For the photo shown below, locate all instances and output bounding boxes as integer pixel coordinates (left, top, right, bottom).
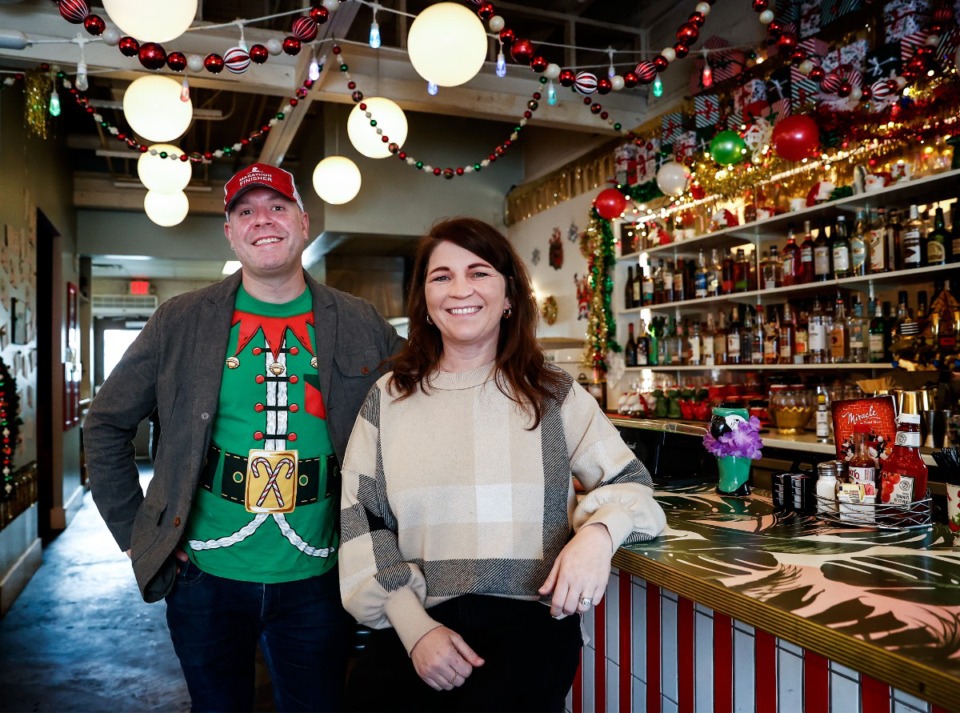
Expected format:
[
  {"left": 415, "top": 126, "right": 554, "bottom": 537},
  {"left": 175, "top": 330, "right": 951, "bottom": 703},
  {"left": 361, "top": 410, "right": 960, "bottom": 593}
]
[
  {"left": 266, "top": 38, "right": 283, "bottom": 55},
  {"left": 798, "top": 59, "right": 814, "bottom": 75},
  {"left": 322, "top": 0, "right": 340, "bottom": 11},
  {"left": 695, "top": 2, "right": 711, "bottom": 15},
  {"left": 187, "top": 54, "right": 204, "bottom": 72},
  {"left": 610, "top": 75, "right": 625, "bottom": 91},
  {"left": 661, "top": 47, "right": 676, "bottom": 63},
  {"left": 544, "top": 63, "right": 561, "bottom": 80},
  {"left": 759, "top": 9, "right": 774, "bottom": 24},
  {"left": 488, "top": 15, "right": 505, "bottom": 32},
  {"left": 101, "top": 28, "right": 120, "bottom": 46}
]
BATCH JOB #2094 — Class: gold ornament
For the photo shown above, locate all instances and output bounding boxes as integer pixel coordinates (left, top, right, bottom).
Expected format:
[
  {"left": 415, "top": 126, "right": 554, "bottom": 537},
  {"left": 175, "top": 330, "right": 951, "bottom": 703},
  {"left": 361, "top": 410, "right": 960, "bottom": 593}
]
[{"left": 540, "top": 296, "right": 558, "bottom": 325}]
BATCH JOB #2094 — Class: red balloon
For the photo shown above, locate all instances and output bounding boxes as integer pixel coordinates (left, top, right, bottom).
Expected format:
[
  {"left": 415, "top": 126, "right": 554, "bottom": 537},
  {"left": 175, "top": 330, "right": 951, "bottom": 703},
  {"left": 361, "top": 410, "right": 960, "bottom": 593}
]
[
  {"left": 771, "top": 115, "right": 820, "bottom": 162},
  {"left": 594, "top": 188, "right": 627, "bottom": 221}
]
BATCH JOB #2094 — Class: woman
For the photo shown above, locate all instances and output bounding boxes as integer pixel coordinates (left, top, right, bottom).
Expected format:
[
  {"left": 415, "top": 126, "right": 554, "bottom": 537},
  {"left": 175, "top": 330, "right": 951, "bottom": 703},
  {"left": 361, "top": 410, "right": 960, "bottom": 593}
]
[{"left": 339, "top": 217, "right": 665, "bottom": 712}]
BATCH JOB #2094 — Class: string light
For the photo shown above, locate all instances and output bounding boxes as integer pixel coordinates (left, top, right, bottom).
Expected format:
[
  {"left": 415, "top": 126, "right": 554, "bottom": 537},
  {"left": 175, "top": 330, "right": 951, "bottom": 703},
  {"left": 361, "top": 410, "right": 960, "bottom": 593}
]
[
  {"left": 180, "top": 77, "right": 190, "bottom": 102},
  {"left": 547, "top": 79, "right": 557, "bottom": 105},
  {"left": 496, "top": 43, "right": 507, "bottom": 78},
  {"left": 607, "top": 47, "right": 615, "bottom": 78},
  {"left": 75, "top": 60, "right": 88, "bottom": 92},
  {"left": 652, "top": 75, "right": 663, "bottom": 98},
  {"left": 309, "top": 48, "right": 321, "bottom": 81},
  {"left": 427, "top": 80, "right": 438, "bottom": 96},
  {"left": 369, "top": 3, "right": 381, "bottom": 49},
  {"left": 48, "top": 84, "right": 60, "bottom": 116},
  {"left": 701, "top": 51, "right": 713, "bottom": 89}
]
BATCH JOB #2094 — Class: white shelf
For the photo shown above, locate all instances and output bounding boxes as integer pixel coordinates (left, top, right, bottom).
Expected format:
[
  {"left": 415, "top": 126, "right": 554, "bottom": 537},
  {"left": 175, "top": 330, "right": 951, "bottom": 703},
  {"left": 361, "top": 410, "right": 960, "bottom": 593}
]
[{"left": 623, "top": 363, "right": 894, "bottom": 372}]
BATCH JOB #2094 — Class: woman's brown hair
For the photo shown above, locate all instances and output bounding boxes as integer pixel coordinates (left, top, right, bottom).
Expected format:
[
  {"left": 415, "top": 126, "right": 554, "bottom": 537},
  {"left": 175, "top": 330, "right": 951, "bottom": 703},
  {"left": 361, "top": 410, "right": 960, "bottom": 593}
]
[{"left": 389, "top": 217, "right": 567, "bottom": 428}]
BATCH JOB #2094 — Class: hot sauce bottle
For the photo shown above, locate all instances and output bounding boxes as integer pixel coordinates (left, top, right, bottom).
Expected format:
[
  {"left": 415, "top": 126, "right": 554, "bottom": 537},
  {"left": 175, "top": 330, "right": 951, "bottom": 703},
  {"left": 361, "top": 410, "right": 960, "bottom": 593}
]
[
  {"left": 848, "top": 424, "right": 877, "bottom": 496},
  {"left": 880, "top": 413, "right": 928, "bottom": 505}
]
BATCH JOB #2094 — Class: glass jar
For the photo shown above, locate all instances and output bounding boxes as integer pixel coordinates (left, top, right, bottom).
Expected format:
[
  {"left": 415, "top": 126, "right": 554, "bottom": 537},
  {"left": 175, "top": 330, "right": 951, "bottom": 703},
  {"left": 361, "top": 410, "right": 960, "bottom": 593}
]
[{"left": 770, "top": 386, "right": 814, "bottom": 435}]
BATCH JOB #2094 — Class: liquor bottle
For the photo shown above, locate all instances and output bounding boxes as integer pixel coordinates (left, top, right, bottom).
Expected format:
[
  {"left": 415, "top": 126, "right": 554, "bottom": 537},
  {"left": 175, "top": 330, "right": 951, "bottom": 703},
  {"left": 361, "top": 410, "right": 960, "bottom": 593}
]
[
  {"left": 648, "top": 317, "right": 660, "bottom": 366},
  {"left": 733, "top": 248, "right": 750, "bottom": 293},
  {"left": 749, "top": 308, "right": 764, "bottom": 365},
  {"left": 653, "top": 259, "right": 665, "bottom": 305},
  {"left": 763, "top": 245, "right": 783, "bottom": 289},
  {"left": 894, "top": 290, "right": 918, "bottom": 341},
  {"left": 917, "top": 289, "right": 928, "bottom": 321},
  {"left": 815, "top": 384, "right": 830, "bottom": 442},
  {"left": 703, "top": 314, "right": 716, "bottom": 366},
  {"left": 688, "top": 320, "right": 703, "bottom": 366},
  {"left": 848, "top": 294, "right": 867, "bottom": 363},
  {"left": 715, "top": 310, "right": 729, "bottom": 365},
  {"left": 888, "top": 209, "right": 903, "bottom": 271},
  {"left": 763, "top": 305, "right": 780, "bottom": 365},
  {"left": 850, "top": 210, "right": 868, "bottom": 277},
  {"left": 695, "top": 248, "right": 709, "bottom": 299},
  {"left": 673, "top": 258, "right": 686, "bottom": 302},
  {"left": 663, "top": 259, "right": 676, "bottom": 303},
  {"left": 809, "top": 295, "right": 828, "bottom": 364},
  {"left": 799, "top": 220, "right": 816, "bottom": 283},
  {"left": 868, "top": 208, "right": 889, "bottom": 274},
  {"left": 684, "top": 258, "right": 696, "bottom": 301},
  {"left": 951, "top": 200, "right": 960, "bottom": 263},
  {"left": 642, "top": 265, "right": 654, "bottom": 306},
  {"left": 869, "top": 299, "right": 887, "bottom": 362},
  {"left": 661, "top": 317, "right": 675, "bottom": 365},
  {"left": 779, "top": 302, "right": 796, "bottom": 364},
  {"left": 880, "top": 413, "right": 928, "bottom": 504},
  {"left": 636, "top": 319, "right": 650, "bottom": 366},
  {"left": 832, "top": 215, "right": 851, "bottom": 279},
  {"left": 848, "top": 425, "right": 878, "bottom": 496},
  {"left": 814, "top": 220, "right": 832, "bottom": 281},
  {"left": 624, "top": 266, "right": 635, "bottom": 309},
  {"left": 830, "top": 294, "right": 848, "bottom": 363},
  {"left": 782, "top": 224, "right": 801, "bottom": 286},
  {"left": 632, "top": 264, "right": 642, "bottom": 307},
  {"left": 794, "top": 306, "right": 809, "bottom": 364},
  {"left": 902, "top": 204, "right": 923, "bottom": 269},
  {"left": 882, "top": 300, "right": 894, "bottom": 358},
  {"left": 721, "top": 251, "right": 735, "bottom": 295},
  {"left": 927, "top": 206, "right": 948, "bottom": 266},
  {"left": 625, "top": 322, "right": 638, "bottom": 367},
  {"left": 672, "top": 318, "right": 685, "bottom": 365},
  {"left": 727, "top": 306, "right": 742, "bottom": 365},
  {"left": 708, "top": 248, "right": 722, "bottom": 297}
]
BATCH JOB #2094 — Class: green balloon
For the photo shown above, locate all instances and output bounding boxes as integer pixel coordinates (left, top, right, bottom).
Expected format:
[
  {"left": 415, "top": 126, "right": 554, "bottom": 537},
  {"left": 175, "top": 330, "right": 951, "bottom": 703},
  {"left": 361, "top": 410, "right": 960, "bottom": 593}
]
[{"left": 710, "top": 130, "right": 748, "bottom": 165}]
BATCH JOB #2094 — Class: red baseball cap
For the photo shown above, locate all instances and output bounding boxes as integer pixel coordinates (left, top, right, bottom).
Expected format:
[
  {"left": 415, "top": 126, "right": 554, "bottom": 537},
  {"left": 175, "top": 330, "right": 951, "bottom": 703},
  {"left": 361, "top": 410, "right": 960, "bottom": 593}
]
[{"left": 224, "top": 163, "right": 304, "bottom": 215}]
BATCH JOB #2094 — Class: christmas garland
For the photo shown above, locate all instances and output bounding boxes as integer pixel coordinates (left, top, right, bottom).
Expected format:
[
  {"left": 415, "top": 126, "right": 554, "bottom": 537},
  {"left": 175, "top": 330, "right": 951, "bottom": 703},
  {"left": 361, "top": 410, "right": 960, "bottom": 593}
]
[
  {"left": 579, "top": 211, "right": 619, "bottom": 376},
  {"left": 0, "top": 357, "right": 21, "bottom": 501}
]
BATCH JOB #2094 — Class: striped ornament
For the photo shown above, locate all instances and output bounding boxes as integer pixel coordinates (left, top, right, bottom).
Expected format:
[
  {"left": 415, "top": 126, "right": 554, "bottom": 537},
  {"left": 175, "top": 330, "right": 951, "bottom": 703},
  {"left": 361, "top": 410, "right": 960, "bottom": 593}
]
[
  {"left": 58, "top": 0, "right": 89, "bottom": 24},
  {"left": 223, "top": 47, "right": 251, "bottom": 74},
  {"left": 870, "top": 77, "right": 899, "bottom": 100},
  {"left": 820, "top": 70, "right": 843, "bottom": 93},
  {"left": 291, "top": 16, "right": 318, "bottom": 43},
  {"left": 574, "top": 71, "right": 598, "bottom": 95},
  {"left": 634, "top": 61, "right": 657, "bottom": 84}
]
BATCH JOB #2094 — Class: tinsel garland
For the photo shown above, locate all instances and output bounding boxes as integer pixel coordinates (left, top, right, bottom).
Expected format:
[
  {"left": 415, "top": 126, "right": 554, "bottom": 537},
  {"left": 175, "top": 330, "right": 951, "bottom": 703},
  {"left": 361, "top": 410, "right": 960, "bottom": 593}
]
[
  {"left": 24, "top": 70, "right": 51, "bottom": 140},
  {"left": 0, "top": 356, "right": 21, "bottom": 501},
  {"left": 579, "top": 211, "right": 619, "bottom": 375},
  {"left": 623, "top": 180, "right": 664, "bottom": 204}
]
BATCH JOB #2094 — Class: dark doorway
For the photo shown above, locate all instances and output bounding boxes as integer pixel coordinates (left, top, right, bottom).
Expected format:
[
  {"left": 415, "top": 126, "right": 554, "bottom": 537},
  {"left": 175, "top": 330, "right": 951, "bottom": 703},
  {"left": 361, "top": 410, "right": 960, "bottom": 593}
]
[{"left": 34, "top": 210, "right": 56, "bottom": 542}]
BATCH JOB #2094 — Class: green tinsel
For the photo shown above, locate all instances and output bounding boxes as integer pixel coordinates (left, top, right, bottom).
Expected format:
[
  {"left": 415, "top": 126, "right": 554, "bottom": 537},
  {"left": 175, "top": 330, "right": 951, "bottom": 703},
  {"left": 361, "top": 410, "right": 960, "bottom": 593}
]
[
  {"left": 622, "top": 180, "right": 663, "bottom": 204},
  {"left": 580, "top": 209, "right": 620, "bottom": 375}
]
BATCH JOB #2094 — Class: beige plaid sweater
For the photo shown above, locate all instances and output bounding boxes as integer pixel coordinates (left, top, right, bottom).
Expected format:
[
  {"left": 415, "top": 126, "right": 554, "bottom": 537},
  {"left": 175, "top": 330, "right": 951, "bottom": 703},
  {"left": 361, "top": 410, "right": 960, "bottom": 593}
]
[{"left": 339, "top": 363, "right": 665, "bottom": 653}]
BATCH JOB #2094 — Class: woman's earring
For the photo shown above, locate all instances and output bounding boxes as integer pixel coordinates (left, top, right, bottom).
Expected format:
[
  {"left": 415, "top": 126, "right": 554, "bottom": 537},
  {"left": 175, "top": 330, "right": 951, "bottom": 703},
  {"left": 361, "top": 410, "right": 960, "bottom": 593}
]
[
  {"left": 426, "top": 314, "right": 433, "bottom": 325},
  {"left": 502, "top": 307, "right": 513, "bottom": 319}
]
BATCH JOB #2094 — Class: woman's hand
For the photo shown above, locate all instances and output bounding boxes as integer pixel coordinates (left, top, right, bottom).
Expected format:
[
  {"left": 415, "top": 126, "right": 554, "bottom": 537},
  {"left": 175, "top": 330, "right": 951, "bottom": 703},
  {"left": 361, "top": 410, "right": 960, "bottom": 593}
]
[
  {"left": 538, "top": 522, "right": 614, "bottom": 618},
  {"left": 410, "top": 626, "right": 485, "bottom": 691}
]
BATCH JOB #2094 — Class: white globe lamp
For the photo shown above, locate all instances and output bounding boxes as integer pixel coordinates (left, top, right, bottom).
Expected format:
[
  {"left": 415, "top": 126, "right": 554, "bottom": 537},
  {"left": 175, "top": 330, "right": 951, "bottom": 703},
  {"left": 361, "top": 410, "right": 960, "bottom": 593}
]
[
  {"left": 124, "top": 76, "right": 193, "bottom": 142},
  {"left": 144, "top": 190, "right": 190, "bottom": 227},
  {"left": 138, "top": 144, "right": 192, "bottom": 193},
  {"left": 347, "top": 98, "right": 408, "bottom": 159},
  {"left": 102, "top": 0, "right": 198, "bottom": 43},
  {"left": 407, "top": 3, "right": 487, "bottom": 87},
  {"left": 312, "top": 157, "right": 362, "bottom": 205}
]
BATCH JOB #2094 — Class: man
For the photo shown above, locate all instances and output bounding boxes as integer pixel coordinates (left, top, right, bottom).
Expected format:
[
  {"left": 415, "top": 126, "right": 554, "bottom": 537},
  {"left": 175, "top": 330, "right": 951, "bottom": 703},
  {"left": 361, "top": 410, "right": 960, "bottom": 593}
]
[{"left": 85, "top": 163, "right": 404, "bottom": 712}]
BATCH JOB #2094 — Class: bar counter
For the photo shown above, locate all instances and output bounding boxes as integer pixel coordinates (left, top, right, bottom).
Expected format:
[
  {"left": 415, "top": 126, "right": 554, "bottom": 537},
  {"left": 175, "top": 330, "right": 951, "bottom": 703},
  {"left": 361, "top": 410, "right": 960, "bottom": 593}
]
[{"left": 590, "top": 482, "right": 960, "bottom": 711}]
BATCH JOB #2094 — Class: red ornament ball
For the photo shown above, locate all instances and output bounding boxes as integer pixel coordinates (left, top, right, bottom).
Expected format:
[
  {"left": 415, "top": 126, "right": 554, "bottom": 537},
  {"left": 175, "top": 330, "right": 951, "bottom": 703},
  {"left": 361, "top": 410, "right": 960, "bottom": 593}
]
[
  {"left": 138, "top": 43, "right": 167, "bottom": 70},
  {"left": 752, "top": 0, "right": 768, "bottom": 11},
  {"left": 204, "top": 53, "right": 225, "bottom": 73},
  {"left": 653, "top": 55, "right": 669, "bottom": 72},
  {"left": 224, "top": 46, "right": 251, "bottom": 74},
  {"left": 594, "top": 188, "right": 627, "bottom": 221},
  {"left": 809, "top": 66, "right": 825, "bottom": 81},
  {"left": 771, "top": 115, "right": 820, "bottom": 162},
  {"left": 597, "top": 77, "right": 612, "bottom": 95},
  {"left": 689, "top": 11, "right": 705, "bottom": 27},
  {"left": 291, "top": 16, "right": 318, "bottom": 42},
  {"left": 166, "top": 51, "right": 187, "bottom": 71},
  {"left": 933, "top": 5, "right": 955, "bottom": 22},
  {"left": 673, "top": 42, "right": 689, "bottom": 59},
  {"left": 531, "top": 55, "right": 548, "bottom": 72},
  {"left": 477, "top": 2, "right": 495, "bottom": 20},
  {"left": 789, "top": 48, "right": 807, "bottom": 65},
  {"left": 558, "top": 69, "right": 575, "bottom": 87},
  {"left": 837, "top": 80, "right": 852, "bottom": 98},
  {"left": 623, "top": 71, "right": 638, "bottom": 88},
  {"left": 118, "top": 36, "right": 140, "bottom": 57},
  {"left": 777, "top": 32, "right": 798, "bottom": 50},
  {"left": 510, "top": 38, "right": 535, "bottom": 64},
  {"left": 83, "top": 13, "right": 105, "bottom": 35},
  {"left": 58, "top": 0, "right": 89, "bottom": 24},
  {"left": 283, "top": 37, "right": 302, "bottom": 55},
  {"left": 249, "top": 44, "right": 269, "bottom": 64},
  {"left": 590, "top": 103, "right": 602, "bottom": 114},
  {"left": 310, "top": 6, "right": 329, "bottom": 23},
  {"left": 498, "top": 28, "right": 515, "bottom": 46},
  {"left": 767, "top": 20, "right": 783, "bottom": 38},
  {"left": 634, "top": 61, "right": 657, "bottom": 83},
  {"left": 676, "top": 22, "right": 699, "bottom": 45},
  {"left": 573, "top": 71, "right": 598, "bottom": 95}
]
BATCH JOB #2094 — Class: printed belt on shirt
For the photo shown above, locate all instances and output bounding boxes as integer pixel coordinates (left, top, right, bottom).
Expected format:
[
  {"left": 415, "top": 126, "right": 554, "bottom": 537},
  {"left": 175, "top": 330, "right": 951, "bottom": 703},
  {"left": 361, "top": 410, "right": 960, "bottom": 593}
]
[{"left": 199, "top": 444, "right": 340, "bottom": 511}]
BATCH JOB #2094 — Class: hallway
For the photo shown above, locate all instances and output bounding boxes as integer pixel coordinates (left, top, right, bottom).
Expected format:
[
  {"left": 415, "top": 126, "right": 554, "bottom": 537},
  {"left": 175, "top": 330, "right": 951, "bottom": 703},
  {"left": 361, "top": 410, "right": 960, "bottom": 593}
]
[{"left": 0, "top": 476, "right": 190, "bottom": 712}]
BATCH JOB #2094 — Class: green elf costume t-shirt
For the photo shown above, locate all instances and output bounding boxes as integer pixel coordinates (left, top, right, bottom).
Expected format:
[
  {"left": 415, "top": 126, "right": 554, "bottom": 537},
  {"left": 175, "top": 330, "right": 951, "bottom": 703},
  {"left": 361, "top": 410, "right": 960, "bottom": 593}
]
[{"left": 184, "top": 286, "right": 338, "bottom": 582}]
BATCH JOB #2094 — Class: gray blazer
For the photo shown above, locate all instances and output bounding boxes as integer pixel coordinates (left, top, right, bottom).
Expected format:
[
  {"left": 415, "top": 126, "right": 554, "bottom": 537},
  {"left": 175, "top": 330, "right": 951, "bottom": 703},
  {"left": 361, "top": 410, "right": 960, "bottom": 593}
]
[{"left": 84, "top": 271, "right": 404, "bottom": 602}]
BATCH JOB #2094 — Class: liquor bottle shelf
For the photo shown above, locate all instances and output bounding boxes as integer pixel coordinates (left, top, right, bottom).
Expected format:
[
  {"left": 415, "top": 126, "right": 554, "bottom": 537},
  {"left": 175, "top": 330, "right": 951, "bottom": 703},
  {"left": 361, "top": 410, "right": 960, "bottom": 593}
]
[{"left": 622, "top": 363, "right": 895, "bottom": 372}]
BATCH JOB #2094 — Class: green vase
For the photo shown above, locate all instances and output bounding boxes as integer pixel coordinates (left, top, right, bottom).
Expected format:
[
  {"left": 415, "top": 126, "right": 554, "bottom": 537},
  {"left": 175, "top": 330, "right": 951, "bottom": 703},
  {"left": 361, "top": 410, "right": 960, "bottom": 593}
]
[{"left": 717, "top": 455, "right": 751, "bottom": 497}]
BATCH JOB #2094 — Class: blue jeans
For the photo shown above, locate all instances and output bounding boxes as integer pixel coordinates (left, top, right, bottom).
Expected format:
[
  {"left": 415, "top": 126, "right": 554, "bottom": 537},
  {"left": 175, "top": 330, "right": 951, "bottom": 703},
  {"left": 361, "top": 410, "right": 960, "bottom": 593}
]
[{"left": 165, "top": 560, "right": 352, "bottom": 712}]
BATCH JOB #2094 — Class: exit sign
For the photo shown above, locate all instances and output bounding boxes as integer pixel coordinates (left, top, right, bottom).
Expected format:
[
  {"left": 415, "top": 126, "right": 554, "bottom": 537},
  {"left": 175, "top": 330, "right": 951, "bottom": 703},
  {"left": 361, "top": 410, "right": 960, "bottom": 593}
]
[{"left": 129, "top": 280, "right": 150, "bottom": 295}]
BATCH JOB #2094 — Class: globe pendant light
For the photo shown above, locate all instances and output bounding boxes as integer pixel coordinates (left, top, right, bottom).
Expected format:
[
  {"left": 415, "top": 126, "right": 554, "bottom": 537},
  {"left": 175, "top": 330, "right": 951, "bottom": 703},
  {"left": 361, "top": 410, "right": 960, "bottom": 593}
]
[
  {"left": 347, "top": 97, "right": 408, "bottom": 159},
  {"left": 138, "top": 144, "right": 192, "bottom": 193},
  {"left": 102, "top": 0, "right": 198, "bottom": 43},
  {"left": 312, "top": 156, "right": 362, "bottom": 204},
  {"left": 407, "top": 2, "right": 486, "bottom": 87},
  {"left": 144, "top": 190, "right": 190, "bottom": 227},
  {"left": 124, "top": 75, "right": 193, "bottom": 142}
]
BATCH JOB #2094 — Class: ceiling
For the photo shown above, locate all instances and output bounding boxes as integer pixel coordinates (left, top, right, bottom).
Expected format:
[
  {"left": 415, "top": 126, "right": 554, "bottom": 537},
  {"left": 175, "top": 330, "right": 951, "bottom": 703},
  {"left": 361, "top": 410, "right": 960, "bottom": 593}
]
[{"left": 0, "top": 0, "right": 692, "bottom": 281}]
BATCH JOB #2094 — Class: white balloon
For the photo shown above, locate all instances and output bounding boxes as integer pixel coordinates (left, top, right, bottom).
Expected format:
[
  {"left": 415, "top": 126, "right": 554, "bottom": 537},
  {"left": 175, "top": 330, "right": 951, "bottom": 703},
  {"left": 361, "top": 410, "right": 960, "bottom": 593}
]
[
  {"left": 408, "top": 3, "right": 487, "bottom": 87},
  {"left": 144, "top": 190, "right": 189, "bottom": 227},
  {"left": 347, "top": 98, "right": 408, "bottom": 159},
  {"left": 656, "top": 161, "right": 690, "bottom": 197},
  {"left": 313, "top": 156, "right": 362, "bottom": 204},
  {"left": 123, "top": 75, "right": 193, "bottom": 142},
  {"left": 138, "top": 144, "right": 192, "bottom": 193},
  {"left": 103, "top": 0, "right": 197, "bottom": 43}
]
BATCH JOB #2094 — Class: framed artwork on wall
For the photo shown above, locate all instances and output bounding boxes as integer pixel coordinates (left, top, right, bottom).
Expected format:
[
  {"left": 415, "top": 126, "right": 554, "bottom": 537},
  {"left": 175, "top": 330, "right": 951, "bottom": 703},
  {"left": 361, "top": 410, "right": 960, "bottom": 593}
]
[
  {"left": 10, "top": 297, "right": 26, "bottom": 344},
  {"left": 63, "top": 282, "right": 80, "bottom": 429}
]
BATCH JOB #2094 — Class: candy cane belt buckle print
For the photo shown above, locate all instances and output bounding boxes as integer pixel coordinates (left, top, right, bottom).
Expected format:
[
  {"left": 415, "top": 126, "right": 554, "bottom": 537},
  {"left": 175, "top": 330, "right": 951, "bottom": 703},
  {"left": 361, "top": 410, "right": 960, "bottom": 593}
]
[{"left": 244, "top": 449, "right": 299, "bottom": 514}]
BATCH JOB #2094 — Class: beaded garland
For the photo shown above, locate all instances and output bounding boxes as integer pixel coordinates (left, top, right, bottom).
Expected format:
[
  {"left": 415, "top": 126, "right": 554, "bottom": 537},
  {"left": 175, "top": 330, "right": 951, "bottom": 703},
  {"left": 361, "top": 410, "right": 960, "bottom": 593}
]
[{"left": 0, "top": 357, "right": 21, "bottom": 501}]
